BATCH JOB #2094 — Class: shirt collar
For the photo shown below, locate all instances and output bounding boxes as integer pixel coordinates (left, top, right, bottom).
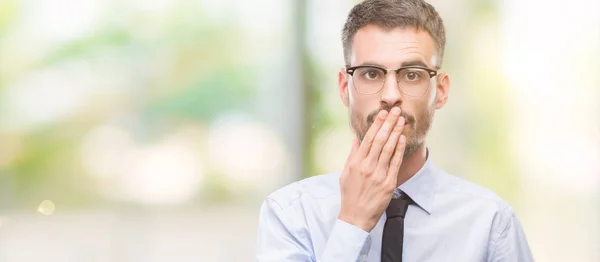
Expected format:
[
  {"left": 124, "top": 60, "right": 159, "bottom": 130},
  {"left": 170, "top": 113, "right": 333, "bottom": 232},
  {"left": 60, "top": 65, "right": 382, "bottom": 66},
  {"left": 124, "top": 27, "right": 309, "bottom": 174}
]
[{"left": 396, "top": 151, "right": 437, "bottom": 215}]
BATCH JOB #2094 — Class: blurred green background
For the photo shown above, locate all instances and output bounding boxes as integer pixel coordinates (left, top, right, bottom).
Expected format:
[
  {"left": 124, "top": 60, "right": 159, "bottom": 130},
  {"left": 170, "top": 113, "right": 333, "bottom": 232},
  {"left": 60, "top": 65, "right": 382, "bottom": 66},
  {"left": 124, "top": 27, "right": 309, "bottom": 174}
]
[{"left": 0, "top": 0, "right": 598, "bottom": 261}]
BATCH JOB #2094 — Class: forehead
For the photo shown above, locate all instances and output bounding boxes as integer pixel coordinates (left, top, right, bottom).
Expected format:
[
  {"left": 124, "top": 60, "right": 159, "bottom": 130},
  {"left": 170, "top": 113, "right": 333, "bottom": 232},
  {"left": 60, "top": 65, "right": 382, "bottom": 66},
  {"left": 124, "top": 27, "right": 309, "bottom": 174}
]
[{"left": 350, "top": 24, "right": 438, "bottom": 68}]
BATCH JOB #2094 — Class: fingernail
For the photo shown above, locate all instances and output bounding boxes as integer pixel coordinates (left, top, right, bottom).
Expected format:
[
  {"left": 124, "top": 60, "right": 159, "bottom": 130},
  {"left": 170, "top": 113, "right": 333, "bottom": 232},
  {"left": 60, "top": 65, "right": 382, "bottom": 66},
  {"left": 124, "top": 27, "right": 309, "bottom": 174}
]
[
  {"left": 391, "top": 107, "right": 400, "bottom": 115},
  {"left": 379, "top": 110, "right": 388, "bottom": 119}
]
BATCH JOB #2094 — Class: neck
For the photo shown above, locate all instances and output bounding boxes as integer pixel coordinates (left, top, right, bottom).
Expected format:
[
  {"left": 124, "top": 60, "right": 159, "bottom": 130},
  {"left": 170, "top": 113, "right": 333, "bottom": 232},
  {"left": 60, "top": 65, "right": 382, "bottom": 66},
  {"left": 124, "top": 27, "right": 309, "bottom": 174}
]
[{"left": 396, "top": 143, "right": 428, "bottom": 187}]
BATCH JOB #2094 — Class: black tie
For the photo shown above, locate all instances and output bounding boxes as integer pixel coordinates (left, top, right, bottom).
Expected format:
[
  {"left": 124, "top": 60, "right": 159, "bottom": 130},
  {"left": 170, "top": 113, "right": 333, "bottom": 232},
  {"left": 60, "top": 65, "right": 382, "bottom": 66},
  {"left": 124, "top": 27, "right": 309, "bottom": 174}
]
[{"left": 381, "top": 193, "right": 412, "bottom": 262}]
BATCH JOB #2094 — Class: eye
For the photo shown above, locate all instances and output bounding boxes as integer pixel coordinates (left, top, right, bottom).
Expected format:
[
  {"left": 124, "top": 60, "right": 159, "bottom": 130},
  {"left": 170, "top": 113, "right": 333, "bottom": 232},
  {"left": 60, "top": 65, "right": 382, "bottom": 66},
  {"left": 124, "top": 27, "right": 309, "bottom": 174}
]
[
  {"left": 405, "top": 71, "right": 420, "bottom": 81},
  {"left": 361, "top": 69, "right": 383, "bottom": 80},
  {"left": 400, "top": 69, "right": 426, "bottom": 82}
]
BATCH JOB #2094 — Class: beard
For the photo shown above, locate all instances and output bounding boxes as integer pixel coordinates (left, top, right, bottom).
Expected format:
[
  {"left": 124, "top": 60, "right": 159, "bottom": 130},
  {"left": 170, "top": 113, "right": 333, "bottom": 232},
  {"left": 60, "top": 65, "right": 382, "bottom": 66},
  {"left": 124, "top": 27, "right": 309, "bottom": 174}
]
[{"left": 350, "top": 104, "right": 433, "bottom": 159}]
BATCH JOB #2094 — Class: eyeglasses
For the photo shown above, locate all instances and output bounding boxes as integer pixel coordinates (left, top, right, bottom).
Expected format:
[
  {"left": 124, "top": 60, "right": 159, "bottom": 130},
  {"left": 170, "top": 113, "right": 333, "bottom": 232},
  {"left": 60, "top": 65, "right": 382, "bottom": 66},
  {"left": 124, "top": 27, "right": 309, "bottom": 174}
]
[{"left": 346, "top": 65, "right": 438, "bottom": 96}]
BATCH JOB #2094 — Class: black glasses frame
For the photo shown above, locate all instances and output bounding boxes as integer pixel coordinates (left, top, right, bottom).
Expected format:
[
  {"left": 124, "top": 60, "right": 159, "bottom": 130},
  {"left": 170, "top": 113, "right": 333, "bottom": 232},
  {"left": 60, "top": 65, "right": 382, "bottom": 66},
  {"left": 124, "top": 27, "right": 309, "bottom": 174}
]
[{"left": 345, "top": 65, "right": 438, "bottom": 96}]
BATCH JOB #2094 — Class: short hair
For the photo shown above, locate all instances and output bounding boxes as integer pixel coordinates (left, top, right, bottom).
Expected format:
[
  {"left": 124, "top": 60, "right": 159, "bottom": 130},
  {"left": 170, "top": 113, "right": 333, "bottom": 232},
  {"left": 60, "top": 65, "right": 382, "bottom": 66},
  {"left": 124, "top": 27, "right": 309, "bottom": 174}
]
[{"left": 342, "top": 0, "right": 446, "bottom": 68}]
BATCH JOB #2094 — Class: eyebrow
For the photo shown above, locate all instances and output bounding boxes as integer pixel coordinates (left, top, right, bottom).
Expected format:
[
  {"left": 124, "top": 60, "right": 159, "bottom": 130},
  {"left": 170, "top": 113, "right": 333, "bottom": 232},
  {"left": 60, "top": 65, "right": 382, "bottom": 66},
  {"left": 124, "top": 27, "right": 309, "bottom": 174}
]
[
  {"left": 357, "top": 59, "right": 431, "bottom": 69},
  {"left": 400, "top": 60, "right": 429, "bottom": 68}
]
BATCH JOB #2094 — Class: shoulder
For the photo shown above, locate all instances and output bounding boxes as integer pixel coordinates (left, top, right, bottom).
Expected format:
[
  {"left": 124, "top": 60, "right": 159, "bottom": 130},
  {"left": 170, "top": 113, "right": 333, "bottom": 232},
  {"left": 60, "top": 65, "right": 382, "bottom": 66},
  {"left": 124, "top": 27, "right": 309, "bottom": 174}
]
[
  {"left": 433, "top": 169, "right": 519, "bottom": 239},
  {"left": 434, "top": 169, "right": 512, "bottom": 212},
  {"left": 264, "top": 171, "right": 341, "bottom": 211}
]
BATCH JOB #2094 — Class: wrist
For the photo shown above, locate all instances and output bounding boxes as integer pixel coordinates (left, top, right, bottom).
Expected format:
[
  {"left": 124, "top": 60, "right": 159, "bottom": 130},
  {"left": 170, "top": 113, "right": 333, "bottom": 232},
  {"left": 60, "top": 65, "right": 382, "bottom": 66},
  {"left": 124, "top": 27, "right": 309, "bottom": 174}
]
[{"left": 338, "top": 212, "right": 375, "bottom": 232}]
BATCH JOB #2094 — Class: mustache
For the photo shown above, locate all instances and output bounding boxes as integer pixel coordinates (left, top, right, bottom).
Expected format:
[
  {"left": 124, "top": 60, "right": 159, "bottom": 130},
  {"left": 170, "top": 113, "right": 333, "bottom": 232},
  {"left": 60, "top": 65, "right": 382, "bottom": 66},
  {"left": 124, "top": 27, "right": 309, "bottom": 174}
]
[{"left": 366, "top": 106, "right": 415, "bottom": 125}]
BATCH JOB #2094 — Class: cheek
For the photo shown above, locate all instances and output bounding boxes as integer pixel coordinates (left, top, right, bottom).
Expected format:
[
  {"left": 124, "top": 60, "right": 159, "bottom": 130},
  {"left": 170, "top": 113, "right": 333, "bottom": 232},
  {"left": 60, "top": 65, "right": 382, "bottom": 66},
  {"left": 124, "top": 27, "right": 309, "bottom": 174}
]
[
  {"left": 408, "top": 85, "right": 436, "bottom": 116},
  {"left": 349, "top": 90, "right": 375, "bottom": 114},
  {"left": 347, "top": 84, "right": 360, "bottom": 105},
  {"left": 404, "top": 99, "right": 430, "bottom": 123},
  {"left": 348, "top": 92, "right": 355, "bottom": 105}
]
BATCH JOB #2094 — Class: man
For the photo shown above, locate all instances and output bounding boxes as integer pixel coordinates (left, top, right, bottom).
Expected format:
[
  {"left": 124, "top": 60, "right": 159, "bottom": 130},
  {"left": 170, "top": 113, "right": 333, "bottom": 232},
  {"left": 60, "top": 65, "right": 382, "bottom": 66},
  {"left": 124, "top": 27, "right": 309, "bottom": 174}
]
[{"left": 256, "top": 0, "right": 533, "bottom": 261}]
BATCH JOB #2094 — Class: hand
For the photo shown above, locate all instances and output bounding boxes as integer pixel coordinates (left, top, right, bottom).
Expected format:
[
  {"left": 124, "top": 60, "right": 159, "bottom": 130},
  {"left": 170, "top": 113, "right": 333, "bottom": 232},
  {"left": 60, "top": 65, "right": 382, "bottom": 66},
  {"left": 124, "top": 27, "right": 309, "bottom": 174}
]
[{"left": 338, "top": 107, "right": 407, "bottom": 232}]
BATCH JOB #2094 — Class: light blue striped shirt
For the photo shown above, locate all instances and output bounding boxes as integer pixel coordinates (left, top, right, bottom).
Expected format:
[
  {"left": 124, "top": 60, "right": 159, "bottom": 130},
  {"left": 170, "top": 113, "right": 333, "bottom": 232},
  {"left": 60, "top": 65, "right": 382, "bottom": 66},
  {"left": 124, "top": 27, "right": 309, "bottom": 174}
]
[{"left": 256, "top": 154, "right": 534, "bottom": 261}]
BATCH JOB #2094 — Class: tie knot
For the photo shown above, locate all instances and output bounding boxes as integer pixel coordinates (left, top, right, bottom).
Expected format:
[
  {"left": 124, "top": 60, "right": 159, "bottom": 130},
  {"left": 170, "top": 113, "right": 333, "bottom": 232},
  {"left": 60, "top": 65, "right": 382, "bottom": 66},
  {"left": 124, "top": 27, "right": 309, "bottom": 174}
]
[{"left": 386, "top": 194, "right": 412, "bottom": 218}]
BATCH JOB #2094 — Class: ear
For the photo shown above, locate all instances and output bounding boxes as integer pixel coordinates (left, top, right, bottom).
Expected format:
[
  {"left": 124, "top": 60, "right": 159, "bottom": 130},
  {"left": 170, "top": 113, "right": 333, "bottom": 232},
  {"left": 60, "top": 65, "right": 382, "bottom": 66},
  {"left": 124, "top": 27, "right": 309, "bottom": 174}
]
[
  {"left": 338, "top": 67, "right": 350, "bottom": 107},
  {"left": 434, "top": 71, "right": 450, "bottom": 110}
]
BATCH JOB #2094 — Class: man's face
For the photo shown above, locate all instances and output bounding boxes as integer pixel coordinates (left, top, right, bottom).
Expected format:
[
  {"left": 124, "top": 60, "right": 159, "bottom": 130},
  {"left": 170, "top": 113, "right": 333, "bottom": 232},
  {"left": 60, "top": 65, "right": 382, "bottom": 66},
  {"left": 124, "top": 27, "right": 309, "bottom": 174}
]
[{"left": 338, "top": 25, "right": 450, "bottom": 158}]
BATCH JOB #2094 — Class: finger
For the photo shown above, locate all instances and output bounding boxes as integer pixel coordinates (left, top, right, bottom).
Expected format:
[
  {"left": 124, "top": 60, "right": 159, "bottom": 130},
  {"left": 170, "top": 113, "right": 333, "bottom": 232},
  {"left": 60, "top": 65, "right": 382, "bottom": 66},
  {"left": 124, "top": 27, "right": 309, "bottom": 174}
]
[
  {"left": 365, "top": 107, "right": 401, "bottom": 164},
  {"left": 376, "top": 116, "right": 405, "bottom": 172},
  {"left": 386, "top": 134, "right": 407, "bottom": 186},
  {"left": 355, "top": 110, "right": 388, "bottom": 159}
]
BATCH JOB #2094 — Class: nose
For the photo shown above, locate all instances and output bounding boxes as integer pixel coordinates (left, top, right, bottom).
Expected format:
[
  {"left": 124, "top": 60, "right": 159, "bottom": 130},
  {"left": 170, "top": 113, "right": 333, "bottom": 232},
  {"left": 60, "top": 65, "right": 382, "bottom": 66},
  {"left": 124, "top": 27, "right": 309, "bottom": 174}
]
[{"left": 380, "top": 72, "right": 403, "bottom": 108}]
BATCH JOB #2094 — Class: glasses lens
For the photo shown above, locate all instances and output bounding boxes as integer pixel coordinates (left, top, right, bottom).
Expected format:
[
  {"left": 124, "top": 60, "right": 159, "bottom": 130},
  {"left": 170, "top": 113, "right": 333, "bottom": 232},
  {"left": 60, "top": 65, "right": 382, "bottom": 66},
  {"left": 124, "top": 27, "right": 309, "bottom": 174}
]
[
  {"left": 352, "top": 67, "right": 385, "bottom": 94},
  {"left": 397, "top": 68, "right": 431, "bottom": 96}
]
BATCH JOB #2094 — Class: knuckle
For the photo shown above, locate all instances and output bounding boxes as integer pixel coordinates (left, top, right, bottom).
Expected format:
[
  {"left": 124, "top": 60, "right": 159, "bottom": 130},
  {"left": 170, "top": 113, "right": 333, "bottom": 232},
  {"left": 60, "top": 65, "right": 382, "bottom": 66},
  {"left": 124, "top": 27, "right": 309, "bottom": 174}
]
[
  {"left": 382, "top": 176, "right": 394, "bottom": 187},
  {"left": 387, "top": 183, "right": 396, "bottom": 192},
  {"left": 374, "top": 135, "right": 386, "bottom": 145},
  {"left": 383, "top": 144, "right": 395, "bottom": 154},
  {"left": 372, "top": 176, "right": 384, "bottom": 185},
  {"left": 361, "top": 161, "right": 376, "bottom": 175},
  {"left": 348, "top": 159, "right": 358, "bottom": 169},
  {"left": 362, "top": 137, "right": 373, "bottom": 147},
  {"left": 359, "top": 163, "right": 371, "bottom": 175}
]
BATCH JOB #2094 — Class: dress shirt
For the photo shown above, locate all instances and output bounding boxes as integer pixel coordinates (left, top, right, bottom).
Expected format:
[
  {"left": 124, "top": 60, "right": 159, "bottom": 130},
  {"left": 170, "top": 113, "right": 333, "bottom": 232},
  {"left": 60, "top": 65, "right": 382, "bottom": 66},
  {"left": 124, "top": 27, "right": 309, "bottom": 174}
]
[{"left": 256, "top": 153, "right": 534, "bottom": 261}]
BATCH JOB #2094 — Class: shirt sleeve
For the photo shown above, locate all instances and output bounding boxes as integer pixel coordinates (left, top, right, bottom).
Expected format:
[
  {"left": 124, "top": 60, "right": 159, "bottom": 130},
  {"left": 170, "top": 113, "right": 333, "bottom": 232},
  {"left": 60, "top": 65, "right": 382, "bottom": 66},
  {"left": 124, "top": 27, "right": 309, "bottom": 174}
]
[
  {"left": 488, "top": 209, "right": 534, "bottom": 262},
  {"left": 256, "top": 198, "right": 372, "bottom": 262}
]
